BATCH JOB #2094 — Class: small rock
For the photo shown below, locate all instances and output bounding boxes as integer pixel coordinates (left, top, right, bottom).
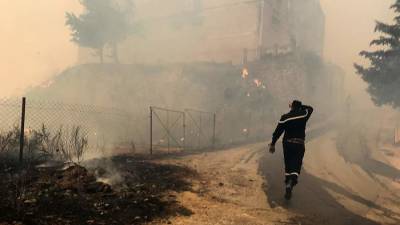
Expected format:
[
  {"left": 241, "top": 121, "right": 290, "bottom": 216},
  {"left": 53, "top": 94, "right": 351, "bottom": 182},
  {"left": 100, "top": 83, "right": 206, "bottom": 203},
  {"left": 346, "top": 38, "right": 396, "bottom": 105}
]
[{"left": 24, "top": 199, "right": 37, "bottom": 204}]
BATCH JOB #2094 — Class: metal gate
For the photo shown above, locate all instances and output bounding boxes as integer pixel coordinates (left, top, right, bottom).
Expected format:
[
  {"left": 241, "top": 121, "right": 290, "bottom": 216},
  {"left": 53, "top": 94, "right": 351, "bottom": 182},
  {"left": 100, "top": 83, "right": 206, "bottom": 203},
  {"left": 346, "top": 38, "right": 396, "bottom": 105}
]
[
  {"left": 149, "top": 107, "right": 185, "bottom": 154},
  {"left": 184, "top": 109, "right": 216, "bottom": 150}
]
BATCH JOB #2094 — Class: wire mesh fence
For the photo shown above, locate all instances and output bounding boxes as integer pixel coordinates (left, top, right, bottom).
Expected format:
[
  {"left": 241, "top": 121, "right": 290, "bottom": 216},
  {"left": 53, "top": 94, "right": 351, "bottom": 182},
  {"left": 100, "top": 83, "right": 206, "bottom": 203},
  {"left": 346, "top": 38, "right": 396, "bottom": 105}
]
[
  {"left": 25, "top": 99, "right": 138, "bottom": 160},
  {"left": 0, "top": 97, "right": 272, "bottom": 161},
  {"left": 0, "top": 98, "right": 147, "bottom": 163},
  {"left": 0, "top": 98, "right": 21, "bottom": 159}
]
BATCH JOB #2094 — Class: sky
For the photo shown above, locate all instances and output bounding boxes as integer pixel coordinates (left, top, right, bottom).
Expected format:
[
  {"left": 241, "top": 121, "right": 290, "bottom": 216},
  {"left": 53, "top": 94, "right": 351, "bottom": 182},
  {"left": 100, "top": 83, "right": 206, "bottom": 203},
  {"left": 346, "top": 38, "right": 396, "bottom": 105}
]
[
  {"left": 320, "top": 0, "right": 394, "bottom": 104},
  {"left": 0, "top": 0, "right": 396, "bottom": 100},
  {"left": 0, "top": 1, "right": 81, "bottom": 97}
]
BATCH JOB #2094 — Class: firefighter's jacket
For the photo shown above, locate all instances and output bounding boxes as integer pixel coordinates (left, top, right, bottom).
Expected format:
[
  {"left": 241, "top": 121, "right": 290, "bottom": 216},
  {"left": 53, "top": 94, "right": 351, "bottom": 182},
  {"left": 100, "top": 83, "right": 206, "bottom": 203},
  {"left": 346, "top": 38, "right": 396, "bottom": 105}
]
[{"left": 271, "top": 105, "right": 313, "bottom": 145}]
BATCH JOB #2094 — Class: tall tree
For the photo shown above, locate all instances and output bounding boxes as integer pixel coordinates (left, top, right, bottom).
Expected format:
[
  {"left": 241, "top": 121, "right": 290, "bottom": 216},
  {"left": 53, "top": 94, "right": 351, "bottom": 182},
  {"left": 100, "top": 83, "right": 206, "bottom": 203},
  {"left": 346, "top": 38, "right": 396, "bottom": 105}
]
[
  {"left": 355, "top": 0, "right": 400, "bottom": 108},
  {"left": 66, "top": 0, "right": 133, "bottom": 63}
]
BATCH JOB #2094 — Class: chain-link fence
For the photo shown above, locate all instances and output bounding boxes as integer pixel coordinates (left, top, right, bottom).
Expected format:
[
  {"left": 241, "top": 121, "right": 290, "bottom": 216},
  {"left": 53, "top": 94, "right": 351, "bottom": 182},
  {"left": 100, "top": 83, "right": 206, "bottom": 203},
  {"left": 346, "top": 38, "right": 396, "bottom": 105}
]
[
  {"left": 0, "top": 98, "right": 274, "bottom": 160},
  {"left": 25, "top": 99, "right": 138, "bottom": 159},
  {"left": 0, "top": 98, "right": 22, "bottom": 160},
  {"left": 0, "top": 98, "right": 147, "bottom": 163}
]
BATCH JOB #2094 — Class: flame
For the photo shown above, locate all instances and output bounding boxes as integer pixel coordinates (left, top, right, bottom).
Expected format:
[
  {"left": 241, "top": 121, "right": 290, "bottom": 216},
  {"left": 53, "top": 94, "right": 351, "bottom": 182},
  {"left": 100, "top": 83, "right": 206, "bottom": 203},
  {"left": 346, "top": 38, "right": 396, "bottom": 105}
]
[
  {"left": 253, "top": 79, "right": 262, "bottom": 87},
  {"left": 24, "top": 127, "right": 33, "bottom": 137},
  {"left": 40, "top": 79, "right": 54, "bottom": 88},
  {"left": 242, "top": 128, "right": 248, "bottom": 133},
  {"left": 242, "top": 68, "right": 249, "bottom": 79}
]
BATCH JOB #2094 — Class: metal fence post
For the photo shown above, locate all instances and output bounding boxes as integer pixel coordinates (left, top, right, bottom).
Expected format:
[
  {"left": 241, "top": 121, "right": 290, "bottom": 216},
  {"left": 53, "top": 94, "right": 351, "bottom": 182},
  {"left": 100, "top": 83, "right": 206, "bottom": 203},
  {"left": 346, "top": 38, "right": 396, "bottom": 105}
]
[
  {"left": 150, "top": 106, "right": 153, "bottom": 155},
  {"left": 213, "top": 113, "right": 216, "bottom": 147},
  {"left": 198, "top": 113, "right": 202, "bottom": 148},
  {"left": 167, "top": 110, "right": 170, "bottom": 153},
  {"left": 19, "top": 97, "right": 26, "bottom": 164},
  {"left": 183, "top": 113, "right": 186, "bottom": 151},
  {"left": 247, "top": 111, "right": 252, "bottom": 140}
]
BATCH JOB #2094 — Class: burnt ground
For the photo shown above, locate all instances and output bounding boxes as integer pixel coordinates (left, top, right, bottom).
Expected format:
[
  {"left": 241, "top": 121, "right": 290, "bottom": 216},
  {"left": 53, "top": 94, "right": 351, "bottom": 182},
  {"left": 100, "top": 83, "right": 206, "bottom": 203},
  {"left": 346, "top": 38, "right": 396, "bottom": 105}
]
[{"left": 0, "top": 155, "right": 198, "bottom": 225}]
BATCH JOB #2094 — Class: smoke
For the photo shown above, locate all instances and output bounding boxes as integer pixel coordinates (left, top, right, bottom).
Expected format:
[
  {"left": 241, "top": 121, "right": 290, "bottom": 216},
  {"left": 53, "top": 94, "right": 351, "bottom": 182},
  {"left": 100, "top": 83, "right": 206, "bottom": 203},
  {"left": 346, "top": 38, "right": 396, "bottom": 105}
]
[
  {"left": 1, "top": 4, "right": 399, "bottom": 216},
  {"left": 320, "top": 0, "right": 394, "bottom": 108},
  {"left": 0, "top": 1, "right": 396, "bottom": 102},
  {"left": 0, "top": 1, "right": 82, "bottom": 97},
  {"left": 2, "top": 1, "right": 400, "bottom": 158}
]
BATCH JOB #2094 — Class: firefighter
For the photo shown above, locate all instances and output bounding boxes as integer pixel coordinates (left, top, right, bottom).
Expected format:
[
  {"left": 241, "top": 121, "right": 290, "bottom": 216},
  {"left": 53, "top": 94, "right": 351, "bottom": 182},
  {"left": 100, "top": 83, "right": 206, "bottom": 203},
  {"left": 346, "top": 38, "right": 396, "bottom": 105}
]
[{"left": 268, "top": 100, "right": 313, "bottom": 200}]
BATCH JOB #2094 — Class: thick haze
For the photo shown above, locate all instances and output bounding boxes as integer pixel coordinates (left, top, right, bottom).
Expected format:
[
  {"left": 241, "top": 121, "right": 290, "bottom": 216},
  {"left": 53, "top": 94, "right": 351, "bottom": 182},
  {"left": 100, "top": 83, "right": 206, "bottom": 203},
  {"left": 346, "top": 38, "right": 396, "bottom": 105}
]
[
  {"left": 0, "top": 1, "right": 81, "bottom": 97},
  {"left": 320, "top": 0, "right": 394, "bottom": 107},
  {"left": 0, "top": 0, "right": 395, "bottom": 100}
]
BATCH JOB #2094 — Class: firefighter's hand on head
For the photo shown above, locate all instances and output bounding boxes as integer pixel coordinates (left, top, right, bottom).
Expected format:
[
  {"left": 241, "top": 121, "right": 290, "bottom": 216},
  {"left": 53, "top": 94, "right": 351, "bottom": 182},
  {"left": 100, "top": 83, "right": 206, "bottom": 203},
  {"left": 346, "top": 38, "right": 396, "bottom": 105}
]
[{"left": 268, "top": 143, "right": 275, "bottom": 154}]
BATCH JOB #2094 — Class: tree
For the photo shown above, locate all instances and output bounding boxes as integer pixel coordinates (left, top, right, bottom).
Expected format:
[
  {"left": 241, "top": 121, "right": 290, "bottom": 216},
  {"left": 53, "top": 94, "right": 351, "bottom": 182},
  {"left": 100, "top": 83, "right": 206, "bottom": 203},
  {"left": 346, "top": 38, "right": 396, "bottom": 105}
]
[
  {"left": 66, "top": 0, "right": 133, "bottom": 63},
  {"left": 355, "top": 0, "right": 400, "bottom": 108}
]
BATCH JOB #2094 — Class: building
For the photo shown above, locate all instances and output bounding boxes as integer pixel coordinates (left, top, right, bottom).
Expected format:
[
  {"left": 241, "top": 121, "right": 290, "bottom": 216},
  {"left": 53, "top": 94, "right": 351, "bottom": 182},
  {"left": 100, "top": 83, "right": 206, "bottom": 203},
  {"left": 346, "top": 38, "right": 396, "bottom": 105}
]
[
  {"left": 78, "top": 0, "right": 325, "bottom": 64},
  {"left": 258, "top": 0, "right": 325, "bottom": 56}
]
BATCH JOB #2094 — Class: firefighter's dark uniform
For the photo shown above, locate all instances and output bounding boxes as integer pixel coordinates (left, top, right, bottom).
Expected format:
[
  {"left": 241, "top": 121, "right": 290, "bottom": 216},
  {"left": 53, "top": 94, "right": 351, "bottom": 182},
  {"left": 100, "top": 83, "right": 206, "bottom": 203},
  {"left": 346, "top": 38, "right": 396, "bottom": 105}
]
[{"left": 271, "top": 104, "right": 313, "bottom": 185}]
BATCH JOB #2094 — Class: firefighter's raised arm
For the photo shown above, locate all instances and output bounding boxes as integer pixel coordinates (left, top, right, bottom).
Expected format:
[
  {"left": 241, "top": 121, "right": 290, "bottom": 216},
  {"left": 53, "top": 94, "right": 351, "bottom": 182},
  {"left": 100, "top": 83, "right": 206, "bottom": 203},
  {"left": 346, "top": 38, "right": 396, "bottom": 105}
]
[{"left": 302, "top": 105, "right": 314, "bottom": 122}]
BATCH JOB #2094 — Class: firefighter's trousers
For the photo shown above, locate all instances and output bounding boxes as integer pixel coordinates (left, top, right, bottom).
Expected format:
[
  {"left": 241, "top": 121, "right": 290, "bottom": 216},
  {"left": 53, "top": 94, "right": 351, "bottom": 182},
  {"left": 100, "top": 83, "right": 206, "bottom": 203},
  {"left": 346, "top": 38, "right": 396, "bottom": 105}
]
[{"left": 283, "top": 141, "right": 305, "bottom": 185}]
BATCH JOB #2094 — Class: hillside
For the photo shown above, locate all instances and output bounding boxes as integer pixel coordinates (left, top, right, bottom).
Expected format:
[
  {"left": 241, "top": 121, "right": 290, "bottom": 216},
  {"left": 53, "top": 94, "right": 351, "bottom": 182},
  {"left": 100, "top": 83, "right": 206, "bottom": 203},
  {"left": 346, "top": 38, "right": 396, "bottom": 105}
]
[
  {"left": 28, "top": 52, "right": 343, "bottom": 112},
  {"left": 25, "top": 52, "right": 344, "bottom": 148}
]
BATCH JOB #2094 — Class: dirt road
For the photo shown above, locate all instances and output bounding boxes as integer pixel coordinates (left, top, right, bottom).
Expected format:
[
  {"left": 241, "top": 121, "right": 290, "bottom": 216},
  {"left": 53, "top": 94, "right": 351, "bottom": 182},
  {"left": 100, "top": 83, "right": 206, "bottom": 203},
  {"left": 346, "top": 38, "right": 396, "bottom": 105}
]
[
  {"left": 261, "top": 130, "right": 399, "bottom": 225},
  {"left": 151, "top": 128, "right": 400, "bottom": 225},
  {"left": 151, "top": 144, "right": 295, "bottom": 225}
]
